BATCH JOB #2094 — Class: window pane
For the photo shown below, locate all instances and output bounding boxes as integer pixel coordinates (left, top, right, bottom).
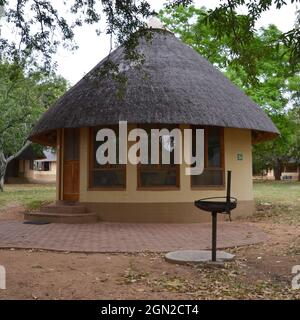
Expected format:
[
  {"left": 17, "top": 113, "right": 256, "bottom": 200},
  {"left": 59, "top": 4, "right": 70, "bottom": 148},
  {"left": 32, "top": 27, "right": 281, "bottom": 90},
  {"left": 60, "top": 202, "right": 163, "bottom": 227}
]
[
  {"left": 92, "top": 127, "right": 122, "bottom": 168},
  {"left": 191, "top": 169, "right": 223, "bottom": 186},
  {"left": 191, "top": 126, "right": 224, "bottom": 187},
  {"left": 143, "top": 125, "right": 176, "bottom": 165},
  {"left": 140, "top": 169, "right": 177, "bottom": 187},
  {"left": 139, "top": 124, "right": 179, "bottom": 188},
  {"left": 43, "top": 162, "right": 50, "bottom": 171},
  {"left": 92, "top": 170, "right": 125, "bottom": 187},
  {"left": 90, "top": 126, "right": 126, "bottom": 188},
  {"left": 208, "top": 128, "right": 221, "bottom": 168}
]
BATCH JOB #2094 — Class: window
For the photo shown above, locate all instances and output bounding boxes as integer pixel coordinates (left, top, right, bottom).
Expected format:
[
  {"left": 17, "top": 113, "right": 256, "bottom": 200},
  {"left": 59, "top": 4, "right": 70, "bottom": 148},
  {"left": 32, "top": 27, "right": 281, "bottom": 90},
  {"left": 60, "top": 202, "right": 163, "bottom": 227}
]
[
  {"left": 43, "top": 162, "right": 50, "bottom": 171},
  {"left": 34, "top": 161, "right": 51, "bottom": 171},
  {"left": 191, "top": 126, "right": 224, "bottom": 188},
  {"left": 89, "top": 126, "right": 126, "bottom": 189},
  {"left": 138, "top": 124, "right": 180, "bottom": 189}
]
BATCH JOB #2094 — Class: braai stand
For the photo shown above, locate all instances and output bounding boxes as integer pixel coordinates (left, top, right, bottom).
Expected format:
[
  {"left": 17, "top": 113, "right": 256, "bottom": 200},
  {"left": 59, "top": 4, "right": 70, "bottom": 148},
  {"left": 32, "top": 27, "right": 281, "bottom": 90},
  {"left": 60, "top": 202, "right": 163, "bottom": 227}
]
[
  {"left": 194, "top": 171, "right": 237, "bottom": 262},
  {"left": 165, "top": 171, "right": 237, "bottom": 265}
]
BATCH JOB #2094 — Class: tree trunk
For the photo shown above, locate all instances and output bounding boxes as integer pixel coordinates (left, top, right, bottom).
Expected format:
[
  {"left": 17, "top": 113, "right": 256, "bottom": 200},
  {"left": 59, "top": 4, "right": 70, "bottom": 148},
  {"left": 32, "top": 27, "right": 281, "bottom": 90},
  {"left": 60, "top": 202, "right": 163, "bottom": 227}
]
[
  {"left": 0, "top": 141, "right": 31, "bottom": 192},
  {"left": 0, "top": 153, "right": 7, "bottom": 192},
  {"left": 274, "top": 159, "right": 282, "bottom": 181}
]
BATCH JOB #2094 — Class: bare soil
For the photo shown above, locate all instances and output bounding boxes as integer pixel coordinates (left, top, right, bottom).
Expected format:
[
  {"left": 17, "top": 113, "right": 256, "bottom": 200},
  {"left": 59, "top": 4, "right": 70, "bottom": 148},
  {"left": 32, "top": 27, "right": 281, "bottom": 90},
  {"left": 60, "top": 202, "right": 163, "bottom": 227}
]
[
  {"left": 0, "top": 207, "right": 299, "bottom": 300},
  {"left": 0, "top": 203, "right": 24, "bottom": 221}
]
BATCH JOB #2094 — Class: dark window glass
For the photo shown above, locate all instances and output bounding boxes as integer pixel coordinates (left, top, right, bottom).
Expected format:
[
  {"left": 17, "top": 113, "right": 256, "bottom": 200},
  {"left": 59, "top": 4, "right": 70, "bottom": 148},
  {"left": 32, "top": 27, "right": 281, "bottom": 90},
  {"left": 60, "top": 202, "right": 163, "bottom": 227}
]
[
  {"left": 92, "top": 170, "right": 125, "bottom": 187},
  {"left": 208, "top": 128, "right": 221, "bottom": 167},
  {"left": 140, "top": 169, "right": 177, "bottom": 187},
  {"left": 191, "top": 169, "right": 223, "bottom": 186},
  {"left": 90, "top": 126, "right": 126, "bottom": 188},
  {"left": 43, "top": 162, "right": 50, "bottom": 171},
  {"left": 139, "top": 125, "right": 179, "bottom": 188},
  {"left": 191, "top": 127, "right": 224, "bottom": 187}
]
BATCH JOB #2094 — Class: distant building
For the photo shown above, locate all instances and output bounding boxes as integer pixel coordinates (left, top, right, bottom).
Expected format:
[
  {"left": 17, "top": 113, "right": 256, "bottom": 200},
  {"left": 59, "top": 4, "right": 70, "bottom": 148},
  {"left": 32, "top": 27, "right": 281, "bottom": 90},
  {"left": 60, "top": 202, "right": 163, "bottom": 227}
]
[
  {"left": 5, "top": 147, "right": 56, "bottom": 184},
  {"left": 31, "top": 149, "right": 56, "bottom": 183},
  {"left": 266, "top": 160, "right": 300, "bottom": 181}
]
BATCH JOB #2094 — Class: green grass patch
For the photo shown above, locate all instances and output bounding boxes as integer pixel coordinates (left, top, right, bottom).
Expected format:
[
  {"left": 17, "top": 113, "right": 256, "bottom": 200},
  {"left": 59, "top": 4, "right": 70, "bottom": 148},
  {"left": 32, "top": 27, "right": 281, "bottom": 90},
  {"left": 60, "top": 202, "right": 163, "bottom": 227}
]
[
  {"left": 0, "top": 181, "right": 299, "bottom": 222},
  {"left": 253, "top": 180, "right": 300, "bottom": 203},
  {"left": 0, "top": 184, "right": 56, "bottom": 211},
  {"left": 253, "top": 180, "right": 300, "bottom": 225}
]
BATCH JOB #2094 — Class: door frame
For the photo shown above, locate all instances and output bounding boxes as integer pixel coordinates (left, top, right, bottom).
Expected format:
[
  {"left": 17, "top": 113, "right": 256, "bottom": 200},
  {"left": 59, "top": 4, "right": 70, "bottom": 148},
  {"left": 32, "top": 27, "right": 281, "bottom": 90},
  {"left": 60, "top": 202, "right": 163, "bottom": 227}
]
[
  {"left": 59, "top": 128, "right": 80, "bottom": 201},
  {"left": 57, "top": 129, "right": 63, "bottom": 201}
]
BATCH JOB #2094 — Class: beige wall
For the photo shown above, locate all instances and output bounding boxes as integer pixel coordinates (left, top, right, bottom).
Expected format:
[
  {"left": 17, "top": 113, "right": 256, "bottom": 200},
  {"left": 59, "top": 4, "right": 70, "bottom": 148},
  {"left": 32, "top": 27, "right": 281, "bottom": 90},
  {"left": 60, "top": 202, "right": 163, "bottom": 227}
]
[
  {"left": 83, "top": 201, "right": 254, "bottom": 223},
  {"left": 265, "top": 169, "right": 299, "bottom": 181},
  {"left": 79, "top": 126, "right": 253, "bottom": 202},
  {"left": 281, "top": 172, "right": 299, "bottom": 181},
  {"left": 75, "top": 126, "right": 254, "bottom": 221},
  {"left": 23, "top": 160, "right": 56, "bottom": 183}
]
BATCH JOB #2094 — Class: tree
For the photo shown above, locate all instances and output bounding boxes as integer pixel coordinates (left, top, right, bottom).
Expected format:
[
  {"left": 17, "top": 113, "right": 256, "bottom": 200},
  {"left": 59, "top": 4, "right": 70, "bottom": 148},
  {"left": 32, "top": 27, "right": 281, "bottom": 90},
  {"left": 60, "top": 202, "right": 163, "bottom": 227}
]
[
  {"left": 288, "top": 106, "right": 300, "bottom": 180},
  {"left": 160, "top": 5, "right": 300, "bottom": 180},
  {"left": 0, "top": 1, "right": 299, "bottom": 184},
  {"left": 0, "top": 62, "right": 67, "bottom": 191},
  {"left": 0, "top": 1, "right": 299, "bottom": 76}
]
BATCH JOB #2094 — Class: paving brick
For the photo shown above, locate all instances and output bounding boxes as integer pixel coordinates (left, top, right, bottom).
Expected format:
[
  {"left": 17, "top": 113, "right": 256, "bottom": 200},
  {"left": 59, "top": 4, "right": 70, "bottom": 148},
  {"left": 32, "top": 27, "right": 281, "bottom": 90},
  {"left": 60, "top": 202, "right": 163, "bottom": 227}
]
[{"left": 0, "top": 221, "right": 267, "bottom": 253}]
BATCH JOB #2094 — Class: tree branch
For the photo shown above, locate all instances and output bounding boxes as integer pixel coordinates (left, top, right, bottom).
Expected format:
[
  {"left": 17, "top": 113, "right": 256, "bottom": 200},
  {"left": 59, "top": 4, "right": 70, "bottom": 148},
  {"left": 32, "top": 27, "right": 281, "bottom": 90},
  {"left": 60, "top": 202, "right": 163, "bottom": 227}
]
[{"left": 7, "top": 140, "right": 32, "bottom": 163}]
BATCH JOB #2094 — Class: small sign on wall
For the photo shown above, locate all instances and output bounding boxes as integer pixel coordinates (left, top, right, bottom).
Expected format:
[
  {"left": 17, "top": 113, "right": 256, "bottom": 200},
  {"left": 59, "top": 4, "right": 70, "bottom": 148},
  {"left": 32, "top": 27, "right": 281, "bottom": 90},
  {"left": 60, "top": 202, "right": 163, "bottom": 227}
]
[{"left": 237, "top": 153, "right": 243, "bottom": 161}]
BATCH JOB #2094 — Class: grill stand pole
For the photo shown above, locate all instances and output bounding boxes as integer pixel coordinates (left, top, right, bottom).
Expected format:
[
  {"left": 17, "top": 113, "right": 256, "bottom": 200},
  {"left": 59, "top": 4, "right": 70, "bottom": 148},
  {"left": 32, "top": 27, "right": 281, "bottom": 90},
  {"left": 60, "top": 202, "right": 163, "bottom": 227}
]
[{"left": 211, "top": 211, "right": 217, "bottom": 262}]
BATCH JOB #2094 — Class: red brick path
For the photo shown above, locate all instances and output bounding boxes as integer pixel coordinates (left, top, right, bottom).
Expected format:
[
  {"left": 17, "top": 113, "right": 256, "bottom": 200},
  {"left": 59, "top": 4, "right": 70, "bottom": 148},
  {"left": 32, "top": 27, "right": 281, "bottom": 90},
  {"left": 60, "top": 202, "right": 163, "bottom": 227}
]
[{"left": 0, "top": 221, "right": 267, "bottom": 253}]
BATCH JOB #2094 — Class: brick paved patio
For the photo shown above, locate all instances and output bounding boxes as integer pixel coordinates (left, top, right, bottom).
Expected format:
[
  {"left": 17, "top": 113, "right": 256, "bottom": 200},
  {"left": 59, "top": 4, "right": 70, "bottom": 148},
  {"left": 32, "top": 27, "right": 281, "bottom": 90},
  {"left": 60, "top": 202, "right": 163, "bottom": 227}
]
[{"left": 0, "top": 221, "right": 267, "bottom": 253}]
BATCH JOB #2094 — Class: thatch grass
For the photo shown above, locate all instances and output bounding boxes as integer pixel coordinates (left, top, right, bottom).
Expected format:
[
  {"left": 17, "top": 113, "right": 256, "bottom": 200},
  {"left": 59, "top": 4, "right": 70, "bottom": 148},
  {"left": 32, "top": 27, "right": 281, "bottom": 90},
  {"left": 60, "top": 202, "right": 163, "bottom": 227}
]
[{"left": 30, "top": 30, "right": 278, "bottom": 145}]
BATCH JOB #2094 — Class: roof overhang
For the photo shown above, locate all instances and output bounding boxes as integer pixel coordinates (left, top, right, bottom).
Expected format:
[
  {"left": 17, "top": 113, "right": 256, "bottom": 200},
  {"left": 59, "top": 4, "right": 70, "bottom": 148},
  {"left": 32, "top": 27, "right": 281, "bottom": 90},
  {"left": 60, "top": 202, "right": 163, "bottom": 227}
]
[
  {"left": 29, "top": 129, "right": 57, "bottom": 147},
  {"left": 251, "top": 130, "right": 279, "bottom": 144},
  {"left": 30, "top": 125, "right": 279, "bottom": 146}
]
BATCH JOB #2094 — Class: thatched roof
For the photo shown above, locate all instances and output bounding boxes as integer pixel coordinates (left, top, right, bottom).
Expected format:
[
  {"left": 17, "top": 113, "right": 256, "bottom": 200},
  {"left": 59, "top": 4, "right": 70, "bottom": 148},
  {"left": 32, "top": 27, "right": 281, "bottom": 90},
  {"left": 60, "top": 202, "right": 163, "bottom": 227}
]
[
  {"left": 35, "top": 149, "right": 56, "bottom": 162},
  {"left": 29, "top": 29, "right": 279, "bottom": 145},
  {"left": 16, "top": 145, "right": 44, "bottom": 160}
]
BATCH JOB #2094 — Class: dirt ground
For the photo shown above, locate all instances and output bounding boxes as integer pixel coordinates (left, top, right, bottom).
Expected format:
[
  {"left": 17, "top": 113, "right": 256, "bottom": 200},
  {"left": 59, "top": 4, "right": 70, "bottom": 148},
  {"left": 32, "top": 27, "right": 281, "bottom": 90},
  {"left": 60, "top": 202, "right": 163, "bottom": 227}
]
[{"left": 0, "top": 206, "right": 299, "bottom": 300}]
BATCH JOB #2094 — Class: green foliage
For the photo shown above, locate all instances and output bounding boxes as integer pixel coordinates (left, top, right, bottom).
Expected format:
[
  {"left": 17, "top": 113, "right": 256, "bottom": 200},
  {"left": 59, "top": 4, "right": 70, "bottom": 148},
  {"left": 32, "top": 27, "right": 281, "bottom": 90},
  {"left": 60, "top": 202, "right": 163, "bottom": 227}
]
[
  {"left": 288, "top": 106, "right": 300, "bottom": 162},
  {"left": 0, "top": 1, "right": 299, "bottom": 73},
  {"left": 0, "top": 62, "right": 67, "bottom": 158},
  {"left": 204, "top": 0, "right": 300, "bottom": 75},
  {"left": 160, "top": 5, "right": 300, "bottom": 177},
  {"left": 0, "top": 0, "right": 155, "bottom": 70}
]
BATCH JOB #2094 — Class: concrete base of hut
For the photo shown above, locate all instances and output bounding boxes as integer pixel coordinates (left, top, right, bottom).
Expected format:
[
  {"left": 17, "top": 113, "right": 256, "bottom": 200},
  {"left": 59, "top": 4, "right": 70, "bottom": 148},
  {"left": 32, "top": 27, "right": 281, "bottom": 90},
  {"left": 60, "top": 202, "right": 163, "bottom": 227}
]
[{"left": 82, "top": 200, "right": 254, "bottom": 223}]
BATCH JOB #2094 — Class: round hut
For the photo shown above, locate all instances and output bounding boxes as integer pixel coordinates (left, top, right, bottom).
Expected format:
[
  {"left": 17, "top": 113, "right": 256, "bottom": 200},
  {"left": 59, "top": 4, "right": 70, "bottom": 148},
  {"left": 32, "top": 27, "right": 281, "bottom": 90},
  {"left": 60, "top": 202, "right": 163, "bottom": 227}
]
[{"left": 28, "top": 22, "right": 278, "bottom": 223}]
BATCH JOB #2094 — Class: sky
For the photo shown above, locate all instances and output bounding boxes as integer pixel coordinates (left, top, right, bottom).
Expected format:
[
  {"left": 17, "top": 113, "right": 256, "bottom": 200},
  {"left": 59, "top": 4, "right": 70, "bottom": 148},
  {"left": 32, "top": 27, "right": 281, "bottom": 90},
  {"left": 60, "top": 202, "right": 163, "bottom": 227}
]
[{"left": 1, "top": 0, "right": 299, "bottom": 84}]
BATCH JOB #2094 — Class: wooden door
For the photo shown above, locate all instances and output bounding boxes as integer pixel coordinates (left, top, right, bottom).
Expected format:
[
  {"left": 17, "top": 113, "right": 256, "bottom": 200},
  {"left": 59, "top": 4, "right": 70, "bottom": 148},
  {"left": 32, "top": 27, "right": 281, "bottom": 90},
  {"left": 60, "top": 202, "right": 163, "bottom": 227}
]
[{"left": 63, "top": 128, "right": 80, "bottom": 201}]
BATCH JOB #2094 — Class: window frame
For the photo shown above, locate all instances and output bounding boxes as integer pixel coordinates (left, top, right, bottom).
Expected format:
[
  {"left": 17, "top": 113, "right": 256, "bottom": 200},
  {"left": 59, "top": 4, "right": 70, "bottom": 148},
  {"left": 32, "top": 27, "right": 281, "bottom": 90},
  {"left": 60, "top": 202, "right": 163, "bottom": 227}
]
[
  {"left": 137, "top": 124, "right": 180, "bottom": 191},
  {"left": 190, "top": 126, "right": 225, "bottom": 190},
  {"left": 88, "top": 126, "right": 126, "bottom": 191}
]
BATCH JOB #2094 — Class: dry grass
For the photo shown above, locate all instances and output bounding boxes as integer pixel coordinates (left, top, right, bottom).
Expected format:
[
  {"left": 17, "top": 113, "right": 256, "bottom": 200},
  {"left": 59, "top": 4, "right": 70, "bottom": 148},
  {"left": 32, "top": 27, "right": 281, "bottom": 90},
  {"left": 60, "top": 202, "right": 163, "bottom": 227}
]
[
  {"left": 252, "top": 180, "right": 300, "bottom": 225},
  {"left": 0, "top": 184, "right": 55, "bottom": 210}
]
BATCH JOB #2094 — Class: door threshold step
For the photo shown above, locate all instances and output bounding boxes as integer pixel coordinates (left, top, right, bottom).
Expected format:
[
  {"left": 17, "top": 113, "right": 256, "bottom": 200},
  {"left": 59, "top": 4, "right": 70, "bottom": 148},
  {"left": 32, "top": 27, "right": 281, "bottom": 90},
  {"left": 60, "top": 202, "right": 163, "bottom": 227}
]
[{"left": 24, "top": 212, "right": 98, "bottom": 224}]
